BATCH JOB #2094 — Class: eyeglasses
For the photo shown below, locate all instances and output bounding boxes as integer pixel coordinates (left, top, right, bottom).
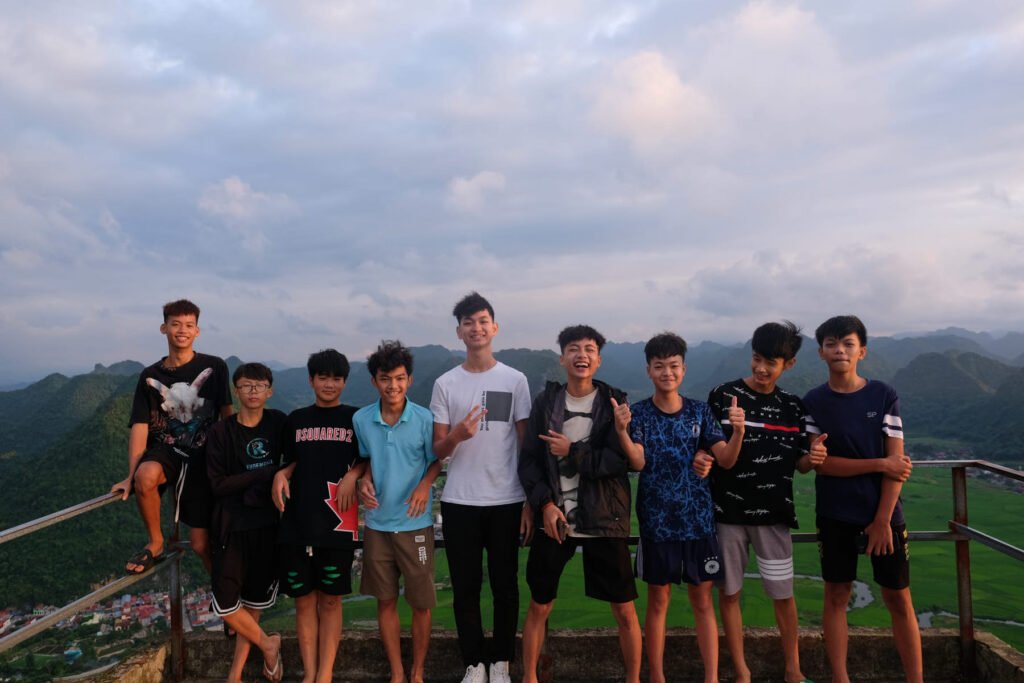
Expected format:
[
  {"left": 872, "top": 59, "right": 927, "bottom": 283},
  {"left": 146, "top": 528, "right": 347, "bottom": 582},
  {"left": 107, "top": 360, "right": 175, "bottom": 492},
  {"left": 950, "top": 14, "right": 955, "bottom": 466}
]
[{"left": 236, "top": 382, "right": 270, "bottom": 394}]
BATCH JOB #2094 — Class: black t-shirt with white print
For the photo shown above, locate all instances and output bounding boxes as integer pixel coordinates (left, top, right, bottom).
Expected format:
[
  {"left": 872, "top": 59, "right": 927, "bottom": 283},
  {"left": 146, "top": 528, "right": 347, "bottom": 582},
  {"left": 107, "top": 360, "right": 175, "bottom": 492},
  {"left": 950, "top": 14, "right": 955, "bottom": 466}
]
[{"left": 708, "top": 378, "right": 808, "bottom": 528}]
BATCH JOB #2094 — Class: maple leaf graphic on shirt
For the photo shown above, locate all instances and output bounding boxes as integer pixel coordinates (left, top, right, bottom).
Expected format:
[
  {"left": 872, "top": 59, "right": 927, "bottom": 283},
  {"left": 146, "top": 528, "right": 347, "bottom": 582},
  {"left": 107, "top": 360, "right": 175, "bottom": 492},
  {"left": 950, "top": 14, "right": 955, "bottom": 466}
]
[{"left": 324, "top": 478, "right": 359, "bottom": 539}]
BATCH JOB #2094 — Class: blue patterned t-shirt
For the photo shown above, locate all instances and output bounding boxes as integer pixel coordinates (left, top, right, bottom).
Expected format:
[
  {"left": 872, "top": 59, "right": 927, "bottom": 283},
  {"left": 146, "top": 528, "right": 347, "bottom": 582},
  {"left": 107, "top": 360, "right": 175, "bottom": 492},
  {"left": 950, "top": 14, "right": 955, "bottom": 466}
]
[{"left": 630, "top": 397, "right": 726, "bottom": 542}]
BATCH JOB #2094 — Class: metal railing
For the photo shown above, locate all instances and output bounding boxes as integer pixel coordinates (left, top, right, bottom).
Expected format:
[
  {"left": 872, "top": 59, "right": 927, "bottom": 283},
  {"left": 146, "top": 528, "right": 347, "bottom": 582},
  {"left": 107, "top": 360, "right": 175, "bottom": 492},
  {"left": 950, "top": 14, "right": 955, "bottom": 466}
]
[{"left": 0, "top": 460, "right": 1021, "bottom": 681}]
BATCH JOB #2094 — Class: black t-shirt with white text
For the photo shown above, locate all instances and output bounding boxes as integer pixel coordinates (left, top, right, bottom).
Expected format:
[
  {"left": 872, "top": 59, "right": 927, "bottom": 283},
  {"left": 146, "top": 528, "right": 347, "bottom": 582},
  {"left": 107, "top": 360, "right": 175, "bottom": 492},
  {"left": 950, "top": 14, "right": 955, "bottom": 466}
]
[{"left": 278, "top": 404, "right": 363, "bottom": 548}]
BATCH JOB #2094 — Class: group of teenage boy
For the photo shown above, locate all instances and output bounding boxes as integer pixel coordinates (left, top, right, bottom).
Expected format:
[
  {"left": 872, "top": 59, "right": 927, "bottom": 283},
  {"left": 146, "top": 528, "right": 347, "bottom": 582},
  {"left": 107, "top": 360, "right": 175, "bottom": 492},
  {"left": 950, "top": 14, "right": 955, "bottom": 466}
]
[{"left": 110, "top": 293, "right": 922, "bottom": 683}]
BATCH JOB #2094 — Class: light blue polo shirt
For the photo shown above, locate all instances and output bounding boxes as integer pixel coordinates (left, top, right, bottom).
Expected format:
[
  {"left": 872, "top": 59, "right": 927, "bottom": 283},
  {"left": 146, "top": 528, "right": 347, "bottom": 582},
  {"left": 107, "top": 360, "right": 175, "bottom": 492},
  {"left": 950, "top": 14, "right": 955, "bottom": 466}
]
[{"left": 353, "top": 399, "right": 437, "bottom": 532}]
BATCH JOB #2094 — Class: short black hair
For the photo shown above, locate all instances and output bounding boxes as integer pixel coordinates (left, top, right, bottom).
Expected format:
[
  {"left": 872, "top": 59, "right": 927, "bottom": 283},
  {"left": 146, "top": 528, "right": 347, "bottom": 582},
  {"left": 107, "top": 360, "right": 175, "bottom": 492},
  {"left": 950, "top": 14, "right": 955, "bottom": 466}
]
[
  {"left": 307, "top": 349, "right": 350, "bottom": 379},
  {"left": 452, "top": 291, "right": 495, "bottom": 322},
  {"left": 367, "top": 340, "right": 414, "bottom": 377},
  {"left": 233, "top": 362, "right": 273, "bottom": 386},
  {"left": 557, "top": 325, "right": 606, "bottom": 352},
  {"left": 163, "top": 299, "right": 200, "bottom": 322},
  {"left": 751, "top": 321, "right": 803, "bottom": 361},
  {"left": 644, "top": 332, "right": 687, "bottom": 363},
  {"left": 815, "top": 315, "right": 867, "bottom": 347}
]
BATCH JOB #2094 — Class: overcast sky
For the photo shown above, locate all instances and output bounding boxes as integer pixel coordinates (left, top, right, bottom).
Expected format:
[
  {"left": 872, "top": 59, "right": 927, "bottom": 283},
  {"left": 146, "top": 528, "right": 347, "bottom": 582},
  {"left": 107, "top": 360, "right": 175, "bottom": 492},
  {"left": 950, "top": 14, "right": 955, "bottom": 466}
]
[{"left": 1, "top": 1, "right": 1022, "bottom": 382}]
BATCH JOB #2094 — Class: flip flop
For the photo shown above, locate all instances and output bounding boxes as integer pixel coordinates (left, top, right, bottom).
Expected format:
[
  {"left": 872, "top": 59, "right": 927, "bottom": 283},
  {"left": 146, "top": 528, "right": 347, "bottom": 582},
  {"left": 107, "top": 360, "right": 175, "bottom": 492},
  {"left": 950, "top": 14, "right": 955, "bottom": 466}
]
[
  {"left": 262, "top": 634, "right": 283, "bottom": 683},
  {"left": 125, "top": 547, "right": 164, "bottom": 575}
]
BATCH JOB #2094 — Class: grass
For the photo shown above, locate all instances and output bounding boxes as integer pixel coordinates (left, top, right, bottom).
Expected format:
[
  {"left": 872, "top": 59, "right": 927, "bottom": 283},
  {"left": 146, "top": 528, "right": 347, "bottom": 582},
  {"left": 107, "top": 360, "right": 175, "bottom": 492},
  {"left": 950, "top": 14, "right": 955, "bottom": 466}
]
[{"left": 259, "top": 466, "right": 1024, "bottom": 654}]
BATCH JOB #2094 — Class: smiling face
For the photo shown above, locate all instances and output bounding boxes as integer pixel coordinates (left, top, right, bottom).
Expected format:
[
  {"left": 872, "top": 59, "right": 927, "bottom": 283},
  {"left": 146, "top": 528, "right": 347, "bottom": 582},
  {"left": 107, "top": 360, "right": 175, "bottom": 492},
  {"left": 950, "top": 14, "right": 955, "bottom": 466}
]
[
  {"left": 310, "top": 373, "right": 345, "bottom": 407},
  {"left": 559, "top": 337, "right": 602, "bottom": 382},
  {"left": 160, "top": 314, "right": 199, "bottom": 352},
  {"left": 455, "top": 309, "right": 498, "bottom": 351},
  {"left": 647, "top": 354, "right": 685, "bottom": 395},
  {"left": 372, "top": 366, "right": 411, "bottom": 412},
  {"left": 748, "top": 352, "right": 795, "bottom": 394},
  {"left": 819, "top": 333, "right": 867, "bottom": 375}
]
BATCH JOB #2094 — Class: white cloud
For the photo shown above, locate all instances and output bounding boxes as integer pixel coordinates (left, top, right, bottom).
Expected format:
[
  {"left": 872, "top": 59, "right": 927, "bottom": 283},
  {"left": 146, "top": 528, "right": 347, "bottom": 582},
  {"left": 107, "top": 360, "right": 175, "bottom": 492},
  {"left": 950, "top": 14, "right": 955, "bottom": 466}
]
[
  {"left": 445, "top": 170, "right": 507, "bottom": 213},
  {"left": 197, "top": 177, "right": 297, "bottom": 253},
  {"left": 591, "top": 50, "right": 717, "bottom": 157}
]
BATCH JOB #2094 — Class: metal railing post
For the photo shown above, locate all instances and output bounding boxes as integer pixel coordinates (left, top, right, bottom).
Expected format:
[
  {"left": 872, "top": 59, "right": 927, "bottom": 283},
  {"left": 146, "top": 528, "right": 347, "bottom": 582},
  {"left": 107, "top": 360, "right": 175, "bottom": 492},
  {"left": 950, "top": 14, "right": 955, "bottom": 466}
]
[
  {"left": 169, "top": 524, "right": 185, "bottom": 682},
  {"left": 951, "top": 466, "right": 976, "bottom": 680}
]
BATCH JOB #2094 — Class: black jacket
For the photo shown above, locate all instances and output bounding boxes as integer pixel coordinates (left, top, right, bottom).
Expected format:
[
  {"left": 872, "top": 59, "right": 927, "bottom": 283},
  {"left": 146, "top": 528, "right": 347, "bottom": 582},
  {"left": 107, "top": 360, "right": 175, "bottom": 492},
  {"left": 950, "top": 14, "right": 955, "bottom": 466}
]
[{"left": 517, "top": 380, "right": 631, "bottom": 538}]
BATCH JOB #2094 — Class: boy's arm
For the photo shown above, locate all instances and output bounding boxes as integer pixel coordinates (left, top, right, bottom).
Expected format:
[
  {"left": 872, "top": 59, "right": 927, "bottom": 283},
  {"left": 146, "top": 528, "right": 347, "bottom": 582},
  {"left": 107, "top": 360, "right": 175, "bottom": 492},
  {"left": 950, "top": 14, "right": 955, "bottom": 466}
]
[
  {"left": 812, "top": 437, "right": 912, "bottom": 481},
  {"left": 518, "top": 398, "right": 556, "bottom": 511},
  {"left": 336, "top": 459, "right": 368, "bottom": 513},
  {"left": 406, "top": 460, "right": 443, "bottom": 518},
  {"left": 358, "top": 462, "right": 379, "bottom": 510},
  {"left": 433, "top": 405, "right": 487, "bottom": 461},
  {"left": 612, "top": 398, "right": 644, "bottom": 471},
  {"left": 708, "top": 396, "right": 745, "bottom": 469},
  {"left": 112, "top": 423, "right": 149, "bottom": 500},
  {"left": 864, "top": 435, "right": 906, "bottom": 555},
  {"left": 515, "top": 417, "right": 535, "bottom": 544},
  {"left": 206, "top": 424, "right": 267, "bottom": 497},
  {"left": 271, "top": 462, "right": 297, "bottom": 513}
]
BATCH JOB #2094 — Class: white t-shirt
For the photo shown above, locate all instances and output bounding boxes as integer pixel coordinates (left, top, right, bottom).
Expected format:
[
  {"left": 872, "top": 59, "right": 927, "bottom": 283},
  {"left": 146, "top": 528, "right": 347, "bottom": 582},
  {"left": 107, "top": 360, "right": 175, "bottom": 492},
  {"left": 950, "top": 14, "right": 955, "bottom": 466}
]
[
  {"left": 430, "top": 361, "right": 532, "bottom": 505},
  {"left": 560, "top": 390, "right": 596, "bottom": 537}
]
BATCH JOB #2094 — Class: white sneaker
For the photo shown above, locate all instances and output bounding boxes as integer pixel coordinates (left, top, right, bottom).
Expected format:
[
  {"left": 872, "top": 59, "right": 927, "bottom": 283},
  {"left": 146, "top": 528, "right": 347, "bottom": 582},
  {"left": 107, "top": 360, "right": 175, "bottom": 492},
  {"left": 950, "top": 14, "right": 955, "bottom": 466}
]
[
  {"left": 461, "top": 663, "right": 488, "bottom": 683},
  {"left": 489, "top": 661, "right": 511, "bottom": 683}
]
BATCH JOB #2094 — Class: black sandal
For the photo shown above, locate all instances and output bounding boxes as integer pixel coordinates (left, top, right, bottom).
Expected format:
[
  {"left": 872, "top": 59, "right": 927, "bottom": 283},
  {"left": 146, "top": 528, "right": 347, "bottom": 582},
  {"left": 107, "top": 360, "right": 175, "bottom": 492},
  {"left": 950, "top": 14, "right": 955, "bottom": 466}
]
[{"left": 125, "top": 547, "right": 164, "bottom": 575}]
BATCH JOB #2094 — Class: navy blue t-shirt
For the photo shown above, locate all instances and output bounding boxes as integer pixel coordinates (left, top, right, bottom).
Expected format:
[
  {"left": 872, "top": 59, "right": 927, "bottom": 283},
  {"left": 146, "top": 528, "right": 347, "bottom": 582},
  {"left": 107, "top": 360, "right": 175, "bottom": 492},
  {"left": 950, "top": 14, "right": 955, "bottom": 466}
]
[
  {"left": 803, "top": 380, "right": 905, "bottom": 526},
  {"left": 630, "top": 397, "right": 725, "bottom": 541}
]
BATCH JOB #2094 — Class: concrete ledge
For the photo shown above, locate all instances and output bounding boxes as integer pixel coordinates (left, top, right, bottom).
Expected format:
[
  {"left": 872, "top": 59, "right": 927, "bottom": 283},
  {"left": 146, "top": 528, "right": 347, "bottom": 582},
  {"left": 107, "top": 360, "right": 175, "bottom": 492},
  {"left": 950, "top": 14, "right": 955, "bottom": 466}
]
[{"left": 173, "top": 627, "right": 1013, "bottom": 681}]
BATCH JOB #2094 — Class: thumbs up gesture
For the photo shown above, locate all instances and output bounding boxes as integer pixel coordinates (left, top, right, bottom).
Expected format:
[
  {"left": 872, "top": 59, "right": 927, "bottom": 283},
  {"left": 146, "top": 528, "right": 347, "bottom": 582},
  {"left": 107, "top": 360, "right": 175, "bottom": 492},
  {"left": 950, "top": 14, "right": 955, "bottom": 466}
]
[
  {"left": 727, "top": 395, "right": 745, "bottom": 433},
  {"left": 611, "top": 397, "right": 631, "bottom": 433},
  {"left": 809, "top": 433, "right": 828, "bottom": 466}
]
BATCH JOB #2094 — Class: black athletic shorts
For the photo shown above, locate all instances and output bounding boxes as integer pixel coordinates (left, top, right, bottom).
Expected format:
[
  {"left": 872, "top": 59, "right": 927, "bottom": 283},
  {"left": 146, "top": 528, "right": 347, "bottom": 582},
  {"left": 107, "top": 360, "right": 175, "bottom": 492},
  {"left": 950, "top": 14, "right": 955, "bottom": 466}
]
[
  {"left": 526, "top": 532, "right": 637, "bottom": 605},
  {"left": 279, "top": 543, "right": 355, "bottom": 598},
  {"left": 635, "top": 535, "right": 723, "bottom": 586},
  {"left": 211, "top": 525, "right": 279, "bottom": 616},
  {"left": 817, "top": 516, "right": 910, "bottom": 590},
  {"left": 137, "top": 443, "right": 211, "bottom": 529}
]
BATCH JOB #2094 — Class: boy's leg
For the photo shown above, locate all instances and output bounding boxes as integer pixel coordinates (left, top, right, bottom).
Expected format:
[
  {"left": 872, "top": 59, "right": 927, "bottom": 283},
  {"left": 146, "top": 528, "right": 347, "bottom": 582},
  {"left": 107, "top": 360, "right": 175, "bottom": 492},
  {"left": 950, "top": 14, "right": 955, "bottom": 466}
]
[
  {"left": 521, "top": 599, "right": 554, "bottom": 683},
  {"left": 315, "top": 591, "right": 342, "bottom": 683},
  {"left": 688, "top": 582, "right": 719, "bottom": 683},
  {"left": 772, "top": 597, "right": 805, "bottom": 683},
  {"left": 484, "top": 502, "right": 523, "bottom": 666},
  {"left": 609, "top": 600, "right": 642, "bottom": 683},
  {"left": 410, "top": 607, "right": 432, "bottom": 683},
  {"left": 189, "top": 527, "right": 212, "bottom": 574},
  {"left": 715, "top": 524, "right": 752, "bottom": 683},
  {"left": 747, "top": 524, "right": 805, "bottom": 683},
  {"left": 645, "top": 584, "right": 672, "bottom": 683},
  {"left": 294, "top": 592, "right": 319, "bottom": 683},
  {"left": 880, "top": 587, "right": 923, "bottom": 683},
  {"left": 823, "top": 581, "right": 852, "bottom": 683},
  {"left": 718, "top": 590, "right": 749, "bottom": 683},
  {"left": 128, "top": 459, "right": 168, "bottom": 571},
  {"left": 522, "top": 531, "right": 574, "bottom": 683},
  {"left": 224, "top": 608, "right": 281, "bottom": 683},
  {"left": 817, "top": 517, "right": 861, "bottom": 683},
  {"left": 376, "top": 598, "right": 405, "bottom": 683},
  {"left": 873, "top": 525, "right": 921, "bottom": 683},
  {"left": 441, "top": 502, "right": 487, "bottom": 668}
]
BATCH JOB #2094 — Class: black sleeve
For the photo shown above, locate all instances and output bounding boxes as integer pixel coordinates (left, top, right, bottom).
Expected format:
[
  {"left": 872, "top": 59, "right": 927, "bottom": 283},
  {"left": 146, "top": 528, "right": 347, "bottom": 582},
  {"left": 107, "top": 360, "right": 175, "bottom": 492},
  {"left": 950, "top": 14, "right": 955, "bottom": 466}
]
[
  {"left": 128, "top": 373, "right": 152, "bottom": 428},
  {"left": 207, "top": 420, "right": 265, "bottom": 498},
  {"left": 574, "top": 406, "right": 629, "bottom": 480},
  {"left": 518, "top": 395, "right": 555, "bottom": 511},
  {"left": 215, "top": 358, "right": 233, "bottom": 411}
]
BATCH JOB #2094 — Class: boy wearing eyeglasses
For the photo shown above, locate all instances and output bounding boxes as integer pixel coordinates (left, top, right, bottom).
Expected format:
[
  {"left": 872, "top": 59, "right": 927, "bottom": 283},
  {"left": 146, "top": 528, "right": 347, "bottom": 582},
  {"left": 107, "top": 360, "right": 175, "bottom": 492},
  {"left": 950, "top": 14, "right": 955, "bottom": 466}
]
[{"left": 206, "top": 362, "right": 286, "bottom": 683}]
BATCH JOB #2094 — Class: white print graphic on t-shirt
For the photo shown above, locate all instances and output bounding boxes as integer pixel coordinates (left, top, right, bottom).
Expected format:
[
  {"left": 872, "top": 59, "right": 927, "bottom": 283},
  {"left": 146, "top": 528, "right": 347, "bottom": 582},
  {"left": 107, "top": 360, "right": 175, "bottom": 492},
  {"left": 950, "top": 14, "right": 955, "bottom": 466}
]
[{"left": 147, "top": 367, "right": 213, "bottom": 424}]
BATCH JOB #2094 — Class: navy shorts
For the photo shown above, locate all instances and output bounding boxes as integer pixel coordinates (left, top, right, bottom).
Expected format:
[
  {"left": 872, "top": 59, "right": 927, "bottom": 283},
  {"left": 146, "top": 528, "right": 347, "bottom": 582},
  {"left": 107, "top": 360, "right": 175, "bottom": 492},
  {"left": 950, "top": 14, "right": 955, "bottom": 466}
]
[
  {"left": 635, "top": 535, "right": 723, "bottom": 586},
  {"left": 817, "top": 516, "right": 910, "bottom": 590}
]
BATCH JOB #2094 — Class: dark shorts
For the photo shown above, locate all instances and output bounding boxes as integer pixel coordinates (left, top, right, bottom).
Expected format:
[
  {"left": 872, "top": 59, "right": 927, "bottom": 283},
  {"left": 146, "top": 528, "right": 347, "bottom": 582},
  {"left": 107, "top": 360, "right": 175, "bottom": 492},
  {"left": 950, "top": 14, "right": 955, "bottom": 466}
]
[
  {"left": 635, "top": 536, "right": 723, "bottom": 586},
  {"left": 137, "top": 443, "right": 212, "bottom": 529},
  {"left": 211, "top": 526, "right": 279, "bottom": 616},
  {"left": 526, "top": 532, "right": 637, "bottom": 604},
  {"left": 817, "top": 516, "right": 910, "bottom": 590},
  {"left": 279, "top": 543, "right": 355, "bottom": 598}
]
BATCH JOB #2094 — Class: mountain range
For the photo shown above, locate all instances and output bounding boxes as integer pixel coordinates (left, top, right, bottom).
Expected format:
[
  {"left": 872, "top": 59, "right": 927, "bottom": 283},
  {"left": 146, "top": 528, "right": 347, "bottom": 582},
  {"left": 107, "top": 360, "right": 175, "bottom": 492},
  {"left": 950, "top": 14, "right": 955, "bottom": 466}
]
[{"left": 1, "top": 328, "right": 1023, "bottom": 607}]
